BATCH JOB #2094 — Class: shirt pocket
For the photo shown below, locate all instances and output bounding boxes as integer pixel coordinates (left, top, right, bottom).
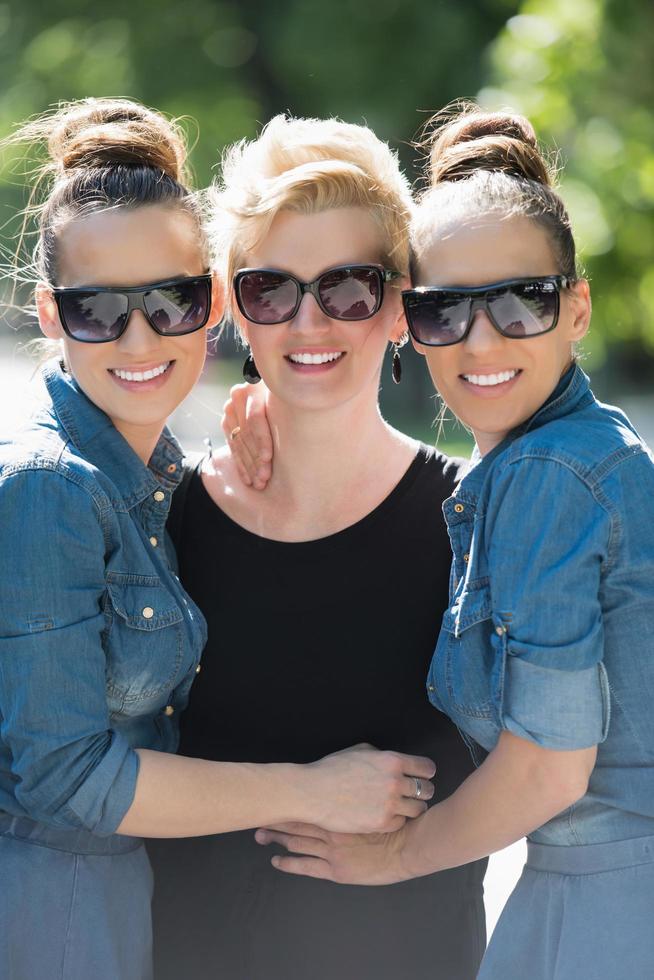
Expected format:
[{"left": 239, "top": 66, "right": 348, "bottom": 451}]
[
  {"left": 103, "top": 572, "right": 185, "bottom": 711},
  {"left": 435, "top": 584, "right": 498, "bottom": 720}
]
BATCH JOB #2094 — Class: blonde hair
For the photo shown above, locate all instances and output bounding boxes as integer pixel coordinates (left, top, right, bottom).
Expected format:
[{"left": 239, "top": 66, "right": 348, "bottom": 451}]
[{"left": 208, "top": 114, "right": 413, "bottom": 320}]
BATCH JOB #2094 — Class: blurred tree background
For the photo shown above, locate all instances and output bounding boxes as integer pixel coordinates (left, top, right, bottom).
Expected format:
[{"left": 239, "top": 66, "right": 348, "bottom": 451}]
[{"left": 0, "top": 0, "right": 651, "bottom": 448}]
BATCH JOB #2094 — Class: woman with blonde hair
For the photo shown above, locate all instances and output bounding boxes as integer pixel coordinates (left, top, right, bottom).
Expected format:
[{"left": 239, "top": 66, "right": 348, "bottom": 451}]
[
  {"left": 148, "top": 114, "right": 487, "bottom": 979},
  {"left": 0, "top": 99, "right": 434, "bottom": 980}
]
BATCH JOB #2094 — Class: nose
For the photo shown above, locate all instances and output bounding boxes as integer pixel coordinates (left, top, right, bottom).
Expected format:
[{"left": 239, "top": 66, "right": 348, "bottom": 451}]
[
  {"left": 464, "top": 309, "right": 504, "bottom": 354},
  {"left": 289, "top": 292, "right": 332, "bottom": 334},
  {"left": 116, "top": 310, "right": 160, "bottom": 354}
]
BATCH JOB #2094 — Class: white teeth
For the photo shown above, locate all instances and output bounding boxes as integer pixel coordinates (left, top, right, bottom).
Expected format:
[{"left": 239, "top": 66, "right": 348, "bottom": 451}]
[
  {"left": 288, "top": 352, "right": 344, "bottom": 365},
  {"left": 463, "top": 370, "right": 517, "bottom": 387},
  {"left": 112, "top": 362, "right": 170, "bottom": 382}
]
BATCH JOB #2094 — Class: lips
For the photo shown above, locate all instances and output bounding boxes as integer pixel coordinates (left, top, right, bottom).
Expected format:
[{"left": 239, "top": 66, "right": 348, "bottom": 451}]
[
  {"left": 461, "top": 369, "right": 518, "bottom": 387},
  {"left": 287, "top": 351, "right": 345, "bottom": 365},
  {"left": 110, "top": 362, "right": 171, "bottom": 382}
]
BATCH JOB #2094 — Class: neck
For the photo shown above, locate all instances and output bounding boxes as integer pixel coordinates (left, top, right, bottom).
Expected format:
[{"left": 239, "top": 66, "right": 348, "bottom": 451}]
[
  {"left": 112, "top": 419, "right": 163, "bottom": 465},
  {"left": 262, "top": 382, "right": 416, "bottom": 526}
]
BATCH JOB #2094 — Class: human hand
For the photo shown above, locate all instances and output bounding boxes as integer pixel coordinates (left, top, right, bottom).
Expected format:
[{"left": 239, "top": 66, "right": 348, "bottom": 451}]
[
  {"left": 255, "top": 820, "right": 412, "bottom": 886},
  {"left": 221, "top": 381, "right": 273, "bottom": 489},
  {"left": 303, "top": 743, "right": 435, "bottom": 835}
]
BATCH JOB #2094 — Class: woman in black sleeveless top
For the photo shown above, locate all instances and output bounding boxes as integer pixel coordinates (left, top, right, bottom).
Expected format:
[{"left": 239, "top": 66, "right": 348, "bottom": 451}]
[{"left": 149, "top": 115, "right": 486, "bottom": 980}]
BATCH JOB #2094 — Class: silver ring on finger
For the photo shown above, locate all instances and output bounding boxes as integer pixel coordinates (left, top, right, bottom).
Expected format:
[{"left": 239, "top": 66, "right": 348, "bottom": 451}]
[{"left": 414, "top": 777, "right": 422, "bottom": 800}]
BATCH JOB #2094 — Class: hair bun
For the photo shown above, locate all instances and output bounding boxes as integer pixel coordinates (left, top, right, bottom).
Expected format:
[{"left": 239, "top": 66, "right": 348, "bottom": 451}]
[
  {"left": 47, "top": 97, "right": 188, "bottom": 183},
  {"left": 428, "top": 106, "right": 553, "bottom": 187}
]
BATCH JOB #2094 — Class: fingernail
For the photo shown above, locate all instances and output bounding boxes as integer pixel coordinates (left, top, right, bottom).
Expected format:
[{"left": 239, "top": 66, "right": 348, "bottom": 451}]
[{"left": 271, "top": 856, "right": 280, "bottom": 868}]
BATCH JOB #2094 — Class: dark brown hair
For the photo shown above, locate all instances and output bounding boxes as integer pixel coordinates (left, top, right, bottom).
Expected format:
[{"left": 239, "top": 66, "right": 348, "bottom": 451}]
[
  {"left": 5, "top": 97, "right": 202, "bottom": 285},
  {"left": 412, "top": 103, "right": 578, "bottom": 279}
]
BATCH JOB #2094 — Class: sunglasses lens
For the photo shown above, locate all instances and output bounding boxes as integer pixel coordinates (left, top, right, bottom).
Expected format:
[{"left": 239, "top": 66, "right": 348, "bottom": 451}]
[
  {"left": 318, "top": 267, "right": 381, "bottom": 320},
  {"left": 59, "top": 292, "right": 128, "bottom": 342},
  {"left": 488, "top": 282, "right": 558, "bottom": 337},
  {"left": 405, "top": 294, "right": 470, "bottom": 345},
  {"left": 237, "top": 272, "right": 299, "bottom": 324},
  {"left": 144, "top": 278, "right": 211, "bottom": 335}
]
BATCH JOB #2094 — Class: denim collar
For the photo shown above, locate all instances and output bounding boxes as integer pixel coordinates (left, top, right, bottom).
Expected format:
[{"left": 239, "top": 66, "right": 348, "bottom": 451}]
[
  {"left": 42, "top": 358, "right": 184, "bottom": 511},
  {"left": 457, "top": 363, "right": 593, "bottom": 502}
]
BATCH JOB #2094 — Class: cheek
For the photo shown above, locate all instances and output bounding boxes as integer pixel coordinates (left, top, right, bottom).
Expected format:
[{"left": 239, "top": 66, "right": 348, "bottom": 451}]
[{"left": 423, "top": 349, "right": 458, "bottom": 394}]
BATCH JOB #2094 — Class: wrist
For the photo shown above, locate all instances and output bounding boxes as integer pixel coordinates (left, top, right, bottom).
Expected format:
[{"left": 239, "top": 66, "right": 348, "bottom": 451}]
[
  {"left": 397, "top": 810, "right": 436, "bottom": 880},
  {"left": 273, "top": 762, "right": 317, "bottom": 824}
]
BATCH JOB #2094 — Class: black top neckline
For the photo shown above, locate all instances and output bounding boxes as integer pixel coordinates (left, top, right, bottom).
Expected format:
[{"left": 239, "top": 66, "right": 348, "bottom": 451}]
[{"left": 193, "top": 444, "right": 438, "bottom": 552}]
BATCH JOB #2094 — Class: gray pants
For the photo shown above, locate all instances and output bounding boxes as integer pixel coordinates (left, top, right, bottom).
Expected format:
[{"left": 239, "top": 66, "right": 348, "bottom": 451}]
[
  {"left": 479, "top": 834, "right": 654, "bottom": 979},
  {"left": 0, "top": 815, "right": 153, "bottom": 980}
]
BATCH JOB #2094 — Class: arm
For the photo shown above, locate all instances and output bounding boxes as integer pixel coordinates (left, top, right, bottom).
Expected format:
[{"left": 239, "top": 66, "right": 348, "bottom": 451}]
[
  {"left": 221, "top": 381, "right": 273, "bottom": 489},
  {"left": 117, "top": 743, "right": 435, "bottom": 838},
  {"left": 258, "top": 730, "right": 596, "bottom": 884},
  {"left": 259, "top": 458, "right": 609, "bottom": 881},
  {"left": 0, "top": 470, "right": 434, "bottom": 839}
]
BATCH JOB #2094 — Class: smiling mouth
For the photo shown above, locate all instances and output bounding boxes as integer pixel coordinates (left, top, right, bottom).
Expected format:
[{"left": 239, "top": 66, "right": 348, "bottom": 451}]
[
  {"left": 286, "top": 352, "right": 345, "bottom": 365},
  {"left": 110, "top": 362, "right": 172, "bottom": 382},
  {"left": 461, "top": 369, "right": 520, "bottom": 387}
]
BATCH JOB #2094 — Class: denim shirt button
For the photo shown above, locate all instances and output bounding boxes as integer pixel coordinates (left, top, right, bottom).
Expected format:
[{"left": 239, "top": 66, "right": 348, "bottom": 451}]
[
  {"left": 149, "top": 536, "right": 158, "bottom": 547},
  {"left": 195, "top": 663, "right": 202, "bottom": 674},
  {"left": 167, "top": 463, "right": 177, "bottom": 474},
  {"left": 163, "top": 705, "right": 175, "bottom": 716},
  {"left": 463, "top": 553, "right": 470, "bottom": 563},
  {"left": 142, "top": 606, "right": 154, "bottom": 620},
  {"left": 153, "top": 490, "right": 165, "bottom": 503},
  {"left": 495, "top": 624, "right": 507, "bottom": 635},
  {"left": 454, "top": 503, "right": 465, "bottom": 513},
  {"left": 427, "top": 684, "right": 435, "bottom": 692}
]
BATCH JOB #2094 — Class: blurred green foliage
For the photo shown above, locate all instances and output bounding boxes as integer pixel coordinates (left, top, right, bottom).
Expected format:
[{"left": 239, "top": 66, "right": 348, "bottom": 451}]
[
  {"left": 0, "top": 0, "right": 650, "bottom": 447},
  {"left": 478, "top": 0, "right": 654, "bottom": 388}
]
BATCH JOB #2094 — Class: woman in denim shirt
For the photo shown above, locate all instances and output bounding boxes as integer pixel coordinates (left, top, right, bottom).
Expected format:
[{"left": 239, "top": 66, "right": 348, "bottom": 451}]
[
  {"left": 0, "top": 99, "right": 435, "bottom": 980},
  {"left": 259, "top": 108, "right": 654, "bottom": 978}
]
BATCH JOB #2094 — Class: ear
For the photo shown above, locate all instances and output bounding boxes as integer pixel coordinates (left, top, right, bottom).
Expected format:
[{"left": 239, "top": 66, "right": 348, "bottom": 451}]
[
  {"left": 565, "top": 278, "right": 591, "bottom": 343},
  {"left": 410, "top": 337, "right": 428, "bottom": 358},
  {"left": 35, "top": 283, "right": 64, "bottom": 340},
  {"left": 388, "top": 274, "right": 411, "bottom": 345}
]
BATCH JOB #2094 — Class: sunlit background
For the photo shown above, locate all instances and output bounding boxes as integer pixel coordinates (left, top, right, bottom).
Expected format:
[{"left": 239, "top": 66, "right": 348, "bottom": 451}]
[{"left": 1, "top": 0, "right": 652, "bottom": 935}]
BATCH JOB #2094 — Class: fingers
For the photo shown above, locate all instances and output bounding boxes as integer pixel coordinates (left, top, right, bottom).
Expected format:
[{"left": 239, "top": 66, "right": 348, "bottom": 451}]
[
  {"left": 244, "top": 395, "right": 273, "bottom": 485},
  {"left": 220, "top": 383, "right": 273, "bottom": 490},
  {"left": 402, "top": 775, "right": 435, "bottom": 803},
  {"left": 270, "top": 855, "right": 332, "bottom": 879},
  {"left": 255, "top": 829, "right": 327, "bottom": 858},
  {"left": 258, "top": 821, "right": 326, "bottom": 838},
  {"left": 377, "top": 814, "right": 406, "bottom": 833},
  {"left": 396, "top": 753, "right": 437, "bottom": 780}
]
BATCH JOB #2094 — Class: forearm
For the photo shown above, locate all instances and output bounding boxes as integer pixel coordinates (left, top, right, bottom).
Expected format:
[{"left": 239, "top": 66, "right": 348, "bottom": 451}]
[
  {"left": 116, "top": 743, "right": 435, "bottom": 838},
  {"left": 399, "top": 731, "right": 596, "bottom": 878},
  {"left": 117, "top": 750, "right": 312, "bottom": 838}
]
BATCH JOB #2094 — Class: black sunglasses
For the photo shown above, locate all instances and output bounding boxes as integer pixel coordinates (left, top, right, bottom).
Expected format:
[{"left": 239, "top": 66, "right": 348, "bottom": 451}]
[
  {"left": 51, "top": 274, "right": 213, "bottom": 344},
  {"left": 402, "top": 275, "right": 574, "bottom": 347},
  {"left": 234, "top": 264, "right": 402, "bottom": 325}
]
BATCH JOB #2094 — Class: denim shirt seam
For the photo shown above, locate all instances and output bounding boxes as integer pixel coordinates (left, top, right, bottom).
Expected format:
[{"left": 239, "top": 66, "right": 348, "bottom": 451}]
[{"left": 0, "top": 457, "right": 112, "bottom": 535}]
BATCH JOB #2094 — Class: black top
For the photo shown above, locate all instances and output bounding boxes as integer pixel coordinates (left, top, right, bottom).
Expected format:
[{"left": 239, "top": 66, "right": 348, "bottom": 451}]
[
  {"left": 150, "top": 446, "right": 487, "bottom": 980},
  {"left": 175, "top": 446, "right": 475, "bottom": 798}
]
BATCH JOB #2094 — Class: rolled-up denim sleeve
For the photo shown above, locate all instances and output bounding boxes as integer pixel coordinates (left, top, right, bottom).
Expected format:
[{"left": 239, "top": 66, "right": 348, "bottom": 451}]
[
  {"left": 486, "top": 458, "right": 612, "bottom": 749},
  {"left": 0, "top": 469, "right": 139, "bottom": 835}
]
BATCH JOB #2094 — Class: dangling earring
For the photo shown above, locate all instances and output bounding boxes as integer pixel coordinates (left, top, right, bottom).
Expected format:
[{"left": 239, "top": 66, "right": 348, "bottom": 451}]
[
  {"left": 391, "top": 331, "right": 409, "bottom": 385},
  {"left": 242, "top": 352, "right": 261, "bottom": 384}
]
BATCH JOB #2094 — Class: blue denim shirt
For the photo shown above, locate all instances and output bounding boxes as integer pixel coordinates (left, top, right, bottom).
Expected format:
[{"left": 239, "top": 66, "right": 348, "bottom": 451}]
[
  {"left": 0, "top": 360, "right": 207, "bottom": 837},
  {"left": 427, "top": 364, "right": 654, "bottom": 845}
]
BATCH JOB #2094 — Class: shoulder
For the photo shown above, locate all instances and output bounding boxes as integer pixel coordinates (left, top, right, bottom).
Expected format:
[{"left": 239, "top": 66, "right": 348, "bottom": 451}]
[
  {"left": 420, "top": 443, "right": 469, "bottom": 496},
  {"left": 0, "top": 418, "right": 111, "bottom": 516},
  {"left": 497, "top": 399, "right": 647, "bottom": 495}
]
